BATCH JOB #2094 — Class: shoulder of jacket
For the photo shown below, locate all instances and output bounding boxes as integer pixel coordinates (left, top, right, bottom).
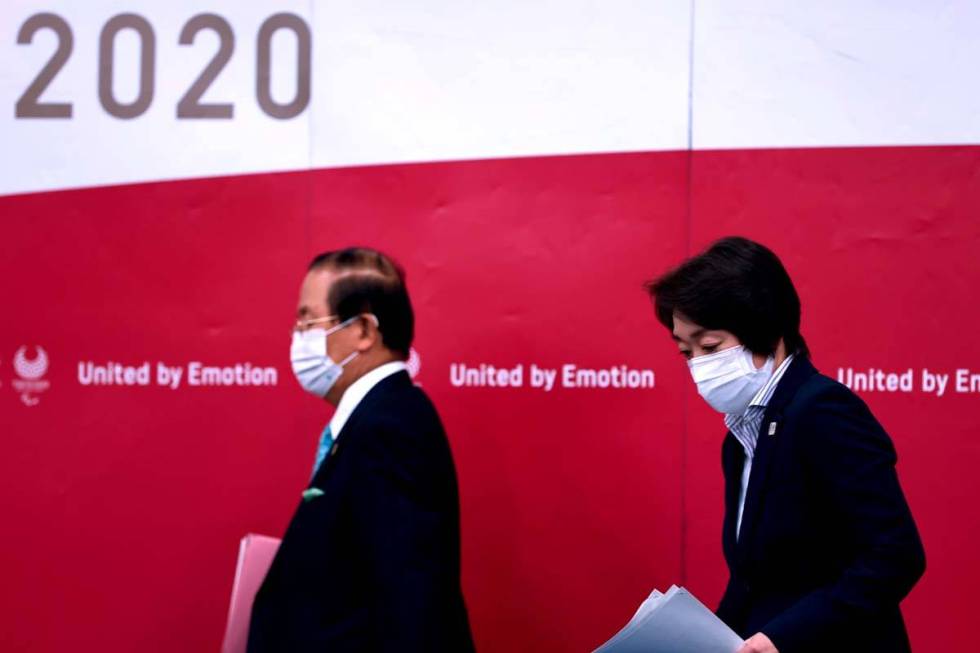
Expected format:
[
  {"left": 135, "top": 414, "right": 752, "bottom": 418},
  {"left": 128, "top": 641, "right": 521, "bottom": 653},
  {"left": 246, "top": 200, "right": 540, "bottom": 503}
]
[
  {"left": 796, "top": 371, "right": 858, "bottom": 402},
  {"left": 786, "top": 372, "right": 873, "bottom": 428}
]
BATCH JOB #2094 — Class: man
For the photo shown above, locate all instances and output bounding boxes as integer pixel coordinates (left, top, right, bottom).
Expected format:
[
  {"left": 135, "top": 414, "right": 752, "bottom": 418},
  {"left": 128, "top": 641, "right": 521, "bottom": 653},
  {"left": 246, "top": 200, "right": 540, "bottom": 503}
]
[
  {"left": 248, "top": 247, "right": 475, "bottom": 652},
  {"left": 646, "top": 237, "right": 925, "bottom": 653}
]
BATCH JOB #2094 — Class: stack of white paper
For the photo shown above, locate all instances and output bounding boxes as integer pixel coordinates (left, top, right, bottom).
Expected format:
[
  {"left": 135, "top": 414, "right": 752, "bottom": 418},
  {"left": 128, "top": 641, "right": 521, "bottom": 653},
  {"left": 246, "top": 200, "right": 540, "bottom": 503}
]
[{"left": 593, "top": 585, "right": 743, "bottom": 653}]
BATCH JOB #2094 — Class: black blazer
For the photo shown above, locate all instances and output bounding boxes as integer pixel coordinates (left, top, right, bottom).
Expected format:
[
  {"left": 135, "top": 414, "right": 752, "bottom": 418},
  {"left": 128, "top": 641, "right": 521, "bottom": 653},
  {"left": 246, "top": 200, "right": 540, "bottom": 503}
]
[
  {"left": 716, "top": 356, "right": 925, "bottom": 652},
  {"left": 248, "top": 371, "right": 475, "bottom": 653}
]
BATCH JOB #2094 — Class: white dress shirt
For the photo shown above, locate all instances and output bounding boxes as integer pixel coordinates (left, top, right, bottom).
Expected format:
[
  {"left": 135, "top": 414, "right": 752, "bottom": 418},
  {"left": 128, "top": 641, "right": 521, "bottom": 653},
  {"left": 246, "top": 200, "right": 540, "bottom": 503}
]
[
  {"left": 328, "top": 361, "right": 408, "bottom": 439},
  {"left": 724, "top": 354, "right": 795, "bottom": 540}
]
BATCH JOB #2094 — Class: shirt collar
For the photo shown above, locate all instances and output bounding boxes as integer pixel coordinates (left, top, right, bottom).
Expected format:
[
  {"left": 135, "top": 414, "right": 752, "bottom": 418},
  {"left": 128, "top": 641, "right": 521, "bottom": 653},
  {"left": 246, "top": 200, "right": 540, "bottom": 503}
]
[
  {"left": 749, "top": 353, "right": 795, "bottom": 409},
  {"left": 724, "top": 353, "right": 796, "bottom": 431},
  {"left": 328, "top": 361, "right": 408, "bottom": 438}
]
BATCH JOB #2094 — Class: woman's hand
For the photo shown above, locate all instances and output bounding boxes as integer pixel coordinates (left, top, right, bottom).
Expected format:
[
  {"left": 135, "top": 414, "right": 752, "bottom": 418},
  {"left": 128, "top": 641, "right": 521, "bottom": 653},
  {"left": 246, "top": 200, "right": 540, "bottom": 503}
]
[{"left": 737, "top": 632, "right": 778, "bottom": 653}]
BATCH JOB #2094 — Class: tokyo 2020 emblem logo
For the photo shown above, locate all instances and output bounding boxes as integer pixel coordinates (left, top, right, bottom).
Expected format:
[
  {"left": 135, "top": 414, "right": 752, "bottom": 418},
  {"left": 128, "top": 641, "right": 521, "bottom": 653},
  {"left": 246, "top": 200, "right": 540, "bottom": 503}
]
[
  {"left": 407, "top": 347, "right": 421, "bottom": 379},
  {"left": 12, "top": 345, "right": 51, "bottom": 406}
]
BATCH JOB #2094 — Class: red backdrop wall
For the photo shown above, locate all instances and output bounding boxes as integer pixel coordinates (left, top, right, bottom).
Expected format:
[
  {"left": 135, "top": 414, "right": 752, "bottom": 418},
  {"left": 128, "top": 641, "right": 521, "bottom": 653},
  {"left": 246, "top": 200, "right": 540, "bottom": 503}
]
[{"left": 3, "top": 146, "right": 978, "bottom": 650}]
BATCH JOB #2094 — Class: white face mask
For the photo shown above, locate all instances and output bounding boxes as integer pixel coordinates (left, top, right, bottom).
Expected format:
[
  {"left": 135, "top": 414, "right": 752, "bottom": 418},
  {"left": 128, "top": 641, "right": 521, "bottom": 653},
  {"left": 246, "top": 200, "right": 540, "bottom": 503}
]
[
  {"left": 688, "top": 345, "right": 774, "bottom": 415},
  {"left": 290, "top": 317, "right": 360, "bottom": 397}
]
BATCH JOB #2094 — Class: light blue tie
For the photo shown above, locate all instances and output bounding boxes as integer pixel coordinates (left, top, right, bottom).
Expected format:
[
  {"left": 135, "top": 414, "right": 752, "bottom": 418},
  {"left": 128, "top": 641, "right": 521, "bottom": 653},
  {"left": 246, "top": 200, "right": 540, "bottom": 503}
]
[{"left": 312, "top": 423, "right": 334, "bottom": 478}]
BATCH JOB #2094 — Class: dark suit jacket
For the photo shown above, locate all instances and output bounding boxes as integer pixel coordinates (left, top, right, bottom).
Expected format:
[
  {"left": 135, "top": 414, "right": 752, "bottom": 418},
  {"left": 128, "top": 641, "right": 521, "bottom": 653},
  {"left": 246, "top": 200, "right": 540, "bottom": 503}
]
[
  {"left": 248, "top": 371, "right": 475, "bottom": 653},
  {"left": 716, "top": 356, "right": 925, "bottom": 653}
]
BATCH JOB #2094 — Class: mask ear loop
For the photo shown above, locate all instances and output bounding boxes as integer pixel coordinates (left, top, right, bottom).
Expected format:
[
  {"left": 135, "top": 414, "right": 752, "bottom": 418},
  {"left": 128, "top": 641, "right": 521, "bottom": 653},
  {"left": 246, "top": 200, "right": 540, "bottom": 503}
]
[
  {"left": 338, "top": 350, "right": 359, "bottom": 366},
  {"left": 335, "top": 314, "right": 378, "bottom": 366},
  {"left": 354, "top": 313, "right": 381, "bottom": 339}
]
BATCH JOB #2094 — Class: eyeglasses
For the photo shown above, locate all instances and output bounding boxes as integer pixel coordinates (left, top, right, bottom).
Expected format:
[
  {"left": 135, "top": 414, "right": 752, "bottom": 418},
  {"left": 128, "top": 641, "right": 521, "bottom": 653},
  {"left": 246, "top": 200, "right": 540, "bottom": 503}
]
[
  {"left": 293, "top": 315, "right": 341, "bottom": 332},
  {"left": 292, "top": 313, "right": 380, "bottom": 333}
]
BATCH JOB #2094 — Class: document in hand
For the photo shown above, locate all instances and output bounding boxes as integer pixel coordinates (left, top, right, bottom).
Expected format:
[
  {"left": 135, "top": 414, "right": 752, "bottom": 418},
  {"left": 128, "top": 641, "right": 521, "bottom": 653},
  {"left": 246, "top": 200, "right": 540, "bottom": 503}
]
[
  {"left": 221, "top": 533, "right": 281, "bottom": 653},
  {"left": 593, "top": 585, "right": 743, "bottom": 653}
]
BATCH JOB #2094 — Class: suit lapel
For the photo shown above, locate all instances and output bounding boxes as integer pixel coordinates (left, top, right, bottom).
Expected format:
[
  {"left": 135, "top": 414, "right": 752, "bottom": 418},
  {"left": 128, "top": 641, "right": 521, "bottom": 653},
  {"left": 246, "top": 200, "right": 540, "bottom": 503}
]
[
  {"left": 734, "top": 356, "right": 818, "bottom": 563},
  {"left": 308, "top": 371, "right": 411, "bottom": 487},
  {"left": 721, "top": 434, "right": 744, "bottom": 566}
]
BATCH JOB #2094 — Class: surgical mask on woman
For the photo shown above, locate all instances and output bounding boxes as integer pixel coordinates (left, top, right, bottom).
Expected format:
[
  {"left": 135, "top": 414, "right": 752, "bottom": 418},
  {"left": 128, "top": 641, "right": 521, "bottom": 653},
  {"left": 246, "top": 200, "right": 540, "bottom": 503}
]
[{"left": 688, "top": 344, "right": 774, "bottom": 415}]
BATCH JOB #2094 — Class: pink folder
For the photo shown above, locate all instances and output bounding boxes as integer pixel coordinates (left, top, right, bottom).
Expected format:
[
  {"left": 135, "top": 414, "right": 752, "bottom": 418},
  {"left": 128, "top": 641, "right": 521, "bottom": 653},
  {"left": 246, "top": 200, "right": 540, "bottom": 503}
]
[{"left": 221, "top": 533, "right": 281, "bottom": 653}]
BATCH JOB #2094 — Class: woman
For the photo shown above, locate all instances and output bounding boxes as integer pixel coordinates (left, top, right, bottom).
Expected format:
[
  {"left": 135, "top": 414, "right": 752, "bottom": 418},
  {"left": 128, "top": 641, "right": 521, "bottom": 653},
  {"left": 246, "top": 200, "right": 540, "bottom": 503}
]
[{"left": 647, "top": 237, "right": 925, "bottom": 653}]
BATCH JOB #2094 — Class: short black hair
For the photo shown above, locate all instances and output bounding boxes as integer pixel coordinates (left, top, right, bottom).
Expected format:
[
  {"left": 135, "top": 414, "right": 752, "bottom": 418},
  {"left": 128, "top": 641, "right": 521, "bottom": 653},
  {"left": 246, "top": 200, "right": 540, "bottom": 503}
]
[
  {"left": 308, "top": 247, "right": 414, "bottom": 359},
  {"left": 645, "top": 236, "right": 809, "bottom": 357}
]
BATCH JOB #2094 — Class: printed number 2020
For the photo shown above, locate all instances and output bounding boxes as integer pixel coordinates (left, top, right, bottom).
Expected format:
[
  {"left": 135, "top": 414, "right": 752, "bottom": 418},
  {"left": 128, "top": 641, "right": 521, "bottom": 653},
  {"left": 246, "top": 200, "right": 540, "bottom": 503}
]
[{"left": 15, "top": 12, "right": 311, "bottom": 120}]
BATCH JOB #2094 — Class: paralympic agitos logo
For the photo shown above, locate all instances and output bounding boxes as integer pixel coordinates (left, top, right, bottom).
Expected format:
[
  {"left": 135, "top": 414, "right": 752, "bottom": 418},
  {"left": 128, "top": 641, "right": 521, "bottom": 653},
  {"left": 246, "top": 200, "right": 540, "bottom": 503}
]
[{"left": 12, "top": 345, "right": 50, "bottom": 406}]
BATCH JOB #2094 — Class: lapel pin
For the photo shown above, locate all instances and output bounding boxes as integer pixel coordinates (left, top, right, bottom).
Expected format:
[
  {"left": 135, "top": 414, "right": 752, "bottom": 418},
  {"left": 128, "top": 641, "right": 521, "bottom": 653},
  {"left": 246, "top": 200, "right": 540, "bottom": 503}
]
[
  {"left": 768, "top": 422, "right": 778, "bottom": 436},
  {"left": 330, "top": 441, "right": 339, "bottom": 456}
]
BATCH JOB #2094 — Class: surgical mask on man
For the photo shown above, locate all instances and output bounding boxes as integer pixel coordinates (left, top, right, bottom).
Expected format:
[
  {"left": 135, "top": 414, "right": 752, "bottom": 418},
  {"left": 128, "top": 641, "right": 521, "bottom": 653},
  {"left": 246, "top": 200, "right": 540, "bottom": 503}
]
[
  {"left": 688, "top": 345, "right": 774, "bottom": 415},
  {"left": 290, "top": 316, "right": 360, "bottom": 397}
]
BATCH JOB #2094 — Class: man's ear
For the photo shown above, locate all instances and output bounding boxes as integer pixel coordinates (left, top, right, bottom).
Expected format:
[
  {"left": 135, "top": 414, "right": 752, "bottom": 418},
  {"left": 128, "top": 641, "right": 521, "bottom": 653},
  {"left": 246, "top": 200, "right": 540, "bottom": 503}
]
[{"left": 355, "top": 314, "right": 381, "bottom": 352}]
